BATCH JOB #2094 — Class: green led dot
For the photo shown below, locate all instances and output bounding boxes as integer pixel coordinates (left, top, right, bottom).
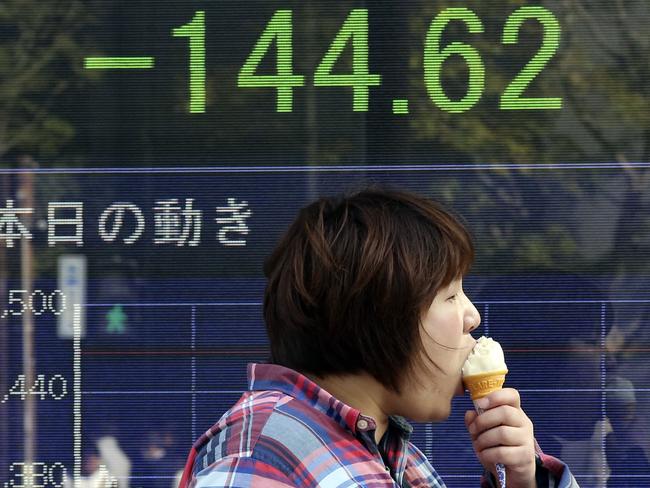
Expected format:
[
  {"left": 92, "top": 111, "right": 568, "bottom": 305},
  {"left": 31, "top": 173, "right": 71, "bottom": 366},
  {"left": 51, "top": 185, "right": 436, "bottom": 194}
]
[{"left": 392, "top": 99, "right": 409, "bottom": 115}]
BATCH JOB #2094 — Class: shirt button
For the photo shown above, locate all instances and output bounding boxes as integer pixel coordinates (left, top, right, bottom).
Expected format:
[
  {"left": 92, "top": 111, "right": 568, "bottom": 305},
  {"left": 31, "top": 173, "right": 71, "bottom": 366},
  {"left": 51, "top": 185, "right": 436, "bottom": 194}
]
[{"left": 356, "top": 419, "right": 369, "bottom": 430}]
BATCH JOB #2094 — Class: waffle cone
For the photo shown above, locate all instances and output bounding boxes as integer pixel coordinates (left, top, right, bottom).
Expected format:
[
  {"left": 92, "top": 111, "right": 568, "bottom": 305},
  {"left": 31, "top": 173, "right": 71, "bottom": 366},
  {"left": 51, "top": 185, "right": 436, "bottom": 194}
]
[{"left": 462, "top": 370, "right": 508, "bottom": 400}]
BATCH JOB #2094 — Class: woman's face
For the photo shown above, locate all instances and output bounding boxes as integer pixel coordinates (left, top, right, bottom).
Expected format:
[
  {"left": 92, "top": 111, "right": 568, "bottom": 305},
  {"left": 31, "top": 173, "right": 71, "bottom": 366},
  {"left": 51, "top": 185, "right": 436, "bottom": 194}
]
[{"left": 388, "top": 278, "right": 480, "bottom": 421}]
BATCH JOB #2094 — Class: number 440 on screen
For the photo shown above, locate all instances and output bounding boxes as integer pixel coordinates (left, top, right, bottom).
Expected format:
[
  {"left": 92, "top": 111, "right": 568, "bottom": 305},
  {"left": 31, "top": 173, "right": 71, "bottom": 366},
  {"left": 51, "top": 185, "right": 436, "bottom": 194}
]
[{"left": 171, "top": 7, "right": 562, "bottom": 114}]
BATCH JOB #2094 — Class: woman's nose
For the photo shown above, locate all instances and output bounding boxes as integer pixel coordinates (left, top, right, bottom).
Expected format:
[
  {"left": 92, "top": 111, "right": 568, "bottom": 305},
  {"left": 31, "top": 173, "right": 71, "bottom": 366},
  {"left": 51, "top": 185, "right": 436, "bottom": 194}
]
[
  {"left": 464, "top": 302, "right": 481, "bottom": 332},
  {"left": 464, "top": 315, "right": 479, "bottom": 332}
]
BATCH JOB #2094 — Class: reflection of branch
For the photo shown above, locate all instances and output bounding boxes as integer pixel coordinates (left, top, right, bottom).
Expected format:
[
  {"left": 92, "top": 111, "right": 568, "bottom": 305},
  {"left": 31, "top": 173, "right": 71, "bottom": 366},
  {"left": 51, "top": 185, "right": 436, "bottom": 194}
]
[
  {"left": 0, "top": 113, "right": 7, "bottom": 156},
  {"left": 615, "top": 0, "right": 628, "bottom": 22},
  {"left": 4, "top": 35, "right": 68, "bottom": 94},
  {"left": 2, "top": 2, "right": 85, "bottom": 99},
  {"left": 3, "top": 79, "right": 70, "bottom": 153},
  {"left": 569, "top": 0, "right": 626, "bottom": 63},
  {"left": 39, "top": 0, "right": 84, "bottom": 48},
  {"left": 613, "top": 0, "right": 650, "bottom": 49},
  {"left": 643, "top": 128, "right": 650, "bottom": 164},
  {"left": 615, "top": 154, "right": 637, "bottom": 188},
  {"left": 616, "top": 141, "right": 650, "bottom": 195},
  {"left": 608, "top": 266, "right": 648, "bottom": 344},
  {"left": 573, "top": 0, "right": 648, "bottom": 78},
  {"left": 476, "top": 171, "right": 528, "bottom": 218},
  {"left": 12, "top": 4, "right": 52, "bottom": 76},
  {"left": 0, "top": 1, "right": 86, "bottom": 157},
  {"left": 594, "top": 0, "right": 649, "bottom": 78},
  {"left": 563, "top": 85, "right": 618, "bottom": 157}
]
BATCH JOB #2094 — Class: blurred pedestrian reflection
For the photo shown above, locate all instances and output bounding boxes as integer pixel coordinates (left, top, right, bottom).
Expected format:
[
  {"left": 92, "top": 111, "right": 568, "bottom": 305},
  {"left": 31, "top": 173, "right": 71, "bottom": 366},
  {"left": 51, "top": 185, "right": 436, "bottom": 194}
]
[
  {"left": 484, "top": 273, "right": 613, "bottom": 487},
  {"left": 63, "top": 435, "right": 131, "bottom": 488},
  {"left": 605, "top": 376, "right": 650, "bottom": 487},
  {"left": 138, "top": 425, "right": 183, "bottom": 488}
]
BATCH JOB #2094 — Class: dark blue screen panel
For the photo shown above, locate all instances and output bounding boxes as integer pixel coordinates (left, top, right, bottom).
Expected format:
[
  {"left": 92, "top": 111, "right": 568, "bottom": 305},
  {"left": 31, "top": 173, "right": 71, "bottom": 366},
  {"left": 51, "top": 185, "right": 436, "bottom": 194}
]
[{"left": 2, "top": 168, "right": 649, "bottom": 487}]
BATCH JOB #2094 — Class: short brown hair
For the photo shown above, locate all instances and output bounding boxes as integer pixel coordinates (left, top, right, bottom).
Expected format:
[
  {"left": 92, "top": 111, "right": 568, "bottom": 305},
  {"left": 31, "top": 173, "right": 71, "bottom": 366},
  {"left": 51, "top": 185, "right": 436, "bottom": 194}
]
[{"left": 263, "top": 187, "right": 474, "bottom": 393}]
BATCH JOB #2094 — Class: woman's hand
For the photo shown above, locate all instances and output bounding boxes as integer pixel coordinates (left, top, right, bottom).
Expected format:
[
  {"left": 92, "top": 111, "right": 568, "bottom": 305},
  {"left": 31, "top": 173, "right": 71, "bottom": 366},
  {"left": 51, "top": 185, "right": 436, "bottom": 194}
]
[{"left": 465, "top": 388, "right": 536, "bottom": 488}]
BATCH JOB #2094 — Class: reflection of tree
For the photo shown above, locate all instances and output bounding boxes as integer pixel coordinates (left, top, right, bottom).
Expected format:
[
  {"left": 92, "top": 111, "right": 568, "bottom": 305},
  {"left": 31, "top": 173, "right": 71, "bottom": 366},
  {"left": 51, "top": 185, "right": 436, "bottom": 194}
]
[
  {"left": 0, "top": 0, "right": 93, "bottom": 162},
  {"left": 0, "top": 1, "right": 97, "bottom": 277},
  {"left": 557, "top": 0, "right": 650, "bottom": 277},
  {"left": 409, "top": 0, "right": 650, "bottom": 275},
  {"left": 0, "top": 2, "right": 92, "bottom": 469}
]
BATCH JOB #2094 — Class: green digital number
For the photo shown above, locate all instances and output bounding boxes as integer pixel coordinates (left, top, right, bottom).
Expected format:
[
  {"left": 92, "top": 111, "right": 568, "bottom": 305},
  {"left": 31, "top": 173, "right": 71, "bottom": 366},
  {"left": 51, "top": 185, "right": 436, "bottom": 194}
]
[
  {"left": 238, "top": 10, "right": 305, "bottom": 112},
  {"left": 501, "top": 6, "right": 562, "bottom": 110},
  {"left": 314, "top": 9, "right": 381, "bottom": 112},
  {"left": 424, "top": 8, "right": 485, "bottom": 114},
  {"left": 172, "top": 11, "right": 206, "bottom": 113}
]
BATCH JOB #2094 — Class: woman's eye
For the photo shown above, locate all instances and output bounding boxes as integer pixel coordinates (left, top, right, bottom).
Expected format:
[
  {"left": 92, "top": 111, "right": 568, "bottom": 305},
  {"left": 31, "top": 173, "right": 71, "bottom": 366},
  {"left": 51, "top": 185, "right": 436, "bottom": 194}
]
[{"left": 447, "top": 294, "right": 457, "bottom": 301}]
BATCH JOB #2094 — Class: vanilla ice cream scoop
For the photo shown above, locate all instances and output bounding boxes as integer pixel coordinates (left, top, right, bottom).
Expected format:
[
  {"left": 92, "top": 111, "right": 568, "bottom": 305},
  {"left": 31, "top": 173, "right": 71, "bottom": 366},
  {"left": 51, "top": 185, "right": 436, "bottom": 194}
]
[{"left": 462, "top": 336, "right": 508, "bottom": 377}]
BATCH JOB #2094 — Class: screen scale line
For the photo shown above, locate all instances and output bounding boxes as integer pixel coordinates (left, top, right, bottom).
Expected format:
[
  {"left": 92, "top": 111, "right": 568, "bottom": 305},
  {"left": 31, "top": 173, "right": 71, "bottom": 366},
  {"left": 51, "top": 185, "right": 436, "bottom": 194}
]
[
  {"left": 73, "top": 303, "right": 82, "bottom": 488},
  {"left": 600, "top": 302, "right": 607, "bottom": 484},
  {"left": 191, "top": 305, "right": 197, "bottom": 441}
]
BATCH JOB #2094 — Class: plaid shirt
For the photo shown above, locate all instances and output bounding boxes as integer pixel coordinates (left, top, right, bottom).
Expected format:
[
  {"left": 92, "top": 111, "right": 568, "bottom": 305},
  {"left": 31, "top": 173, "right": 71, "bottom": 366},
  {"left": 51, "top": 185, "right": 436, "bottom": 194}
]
[{"left": 179, "top": 363, "right": 578, "bottom": 487}]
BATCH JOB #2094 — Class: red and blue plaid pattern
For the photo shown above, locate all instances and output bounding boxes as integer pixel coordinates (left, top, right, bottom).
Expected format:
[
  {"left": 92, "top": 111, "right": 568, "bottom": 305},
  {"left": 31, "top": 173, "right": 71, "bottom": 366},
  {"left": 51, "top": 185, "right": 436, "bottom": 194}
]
[{"left": 179, "top": 363, "right": 577, "bottom": 487}]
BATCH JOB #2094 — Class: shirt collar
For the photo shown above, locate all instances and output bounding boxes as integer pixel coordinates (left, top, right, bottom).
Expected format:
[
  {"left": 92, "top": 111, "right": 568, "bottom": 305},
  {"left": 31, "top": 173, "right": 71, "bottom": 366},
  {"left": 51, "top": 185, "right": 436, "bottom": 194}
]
[{"left": 247, "top": 363, "right": 412, "bottom": 441}]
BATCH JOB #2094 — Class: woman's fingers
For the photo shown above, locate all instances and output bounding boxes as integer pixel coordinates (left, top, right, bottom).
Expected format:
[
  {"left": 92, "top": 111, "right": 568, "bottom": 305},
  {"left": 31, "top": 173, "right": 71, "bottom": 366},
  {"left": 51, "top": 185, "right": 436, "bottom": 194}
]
[
  {"left": 465, "top": 388, "right": 537, "bottom": 487},
  {"left": 464, "top": 409, "right": 478, "bottom": 428},
  {"left": 471, "top": 425, "right": 523, "bottom": 451},
  {"left": 475, "top": 445, "right": 536, "bottom": 471},
  {"left": 467, "top": 405, "right": 528, "bottom": 438},
  {"left": 476, "top": 388, "right": 521, "bottom": 410}
]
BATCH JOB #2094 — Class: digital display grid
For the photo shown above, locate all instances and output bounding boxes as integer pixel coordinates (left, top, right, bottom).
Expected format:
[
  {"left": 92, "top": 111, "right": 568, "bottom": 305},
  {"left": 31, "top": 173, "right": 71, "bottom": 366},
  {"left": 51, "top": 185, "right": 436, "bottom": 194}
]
[{"left": 2, "top": 1, "right": 650, "bottom": 487}]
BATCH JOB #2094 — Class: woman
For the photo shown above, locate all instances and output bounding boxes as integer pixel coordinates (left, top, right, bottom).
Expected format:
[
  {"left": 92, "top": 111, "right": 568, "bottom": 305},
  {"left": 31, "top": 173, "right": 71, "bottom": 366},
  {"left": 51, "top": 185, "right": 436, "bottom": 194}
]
[{"left": 180, "top": 187, "right": 578, "bottom": 487}]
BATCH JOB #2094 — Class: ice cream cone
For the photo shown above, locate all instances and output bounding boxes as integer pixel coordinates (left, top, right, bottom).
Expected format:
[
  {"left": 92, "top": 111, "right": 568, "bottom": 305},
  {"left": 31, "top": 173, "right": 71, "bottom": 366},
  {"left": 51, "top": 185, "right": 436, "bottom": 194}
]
[
  {"left": 462, "top": 369, "right": 508, "bottom": 400},
  {"left": 461, "top": 337, "right": 509, "bottom": 488}
]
